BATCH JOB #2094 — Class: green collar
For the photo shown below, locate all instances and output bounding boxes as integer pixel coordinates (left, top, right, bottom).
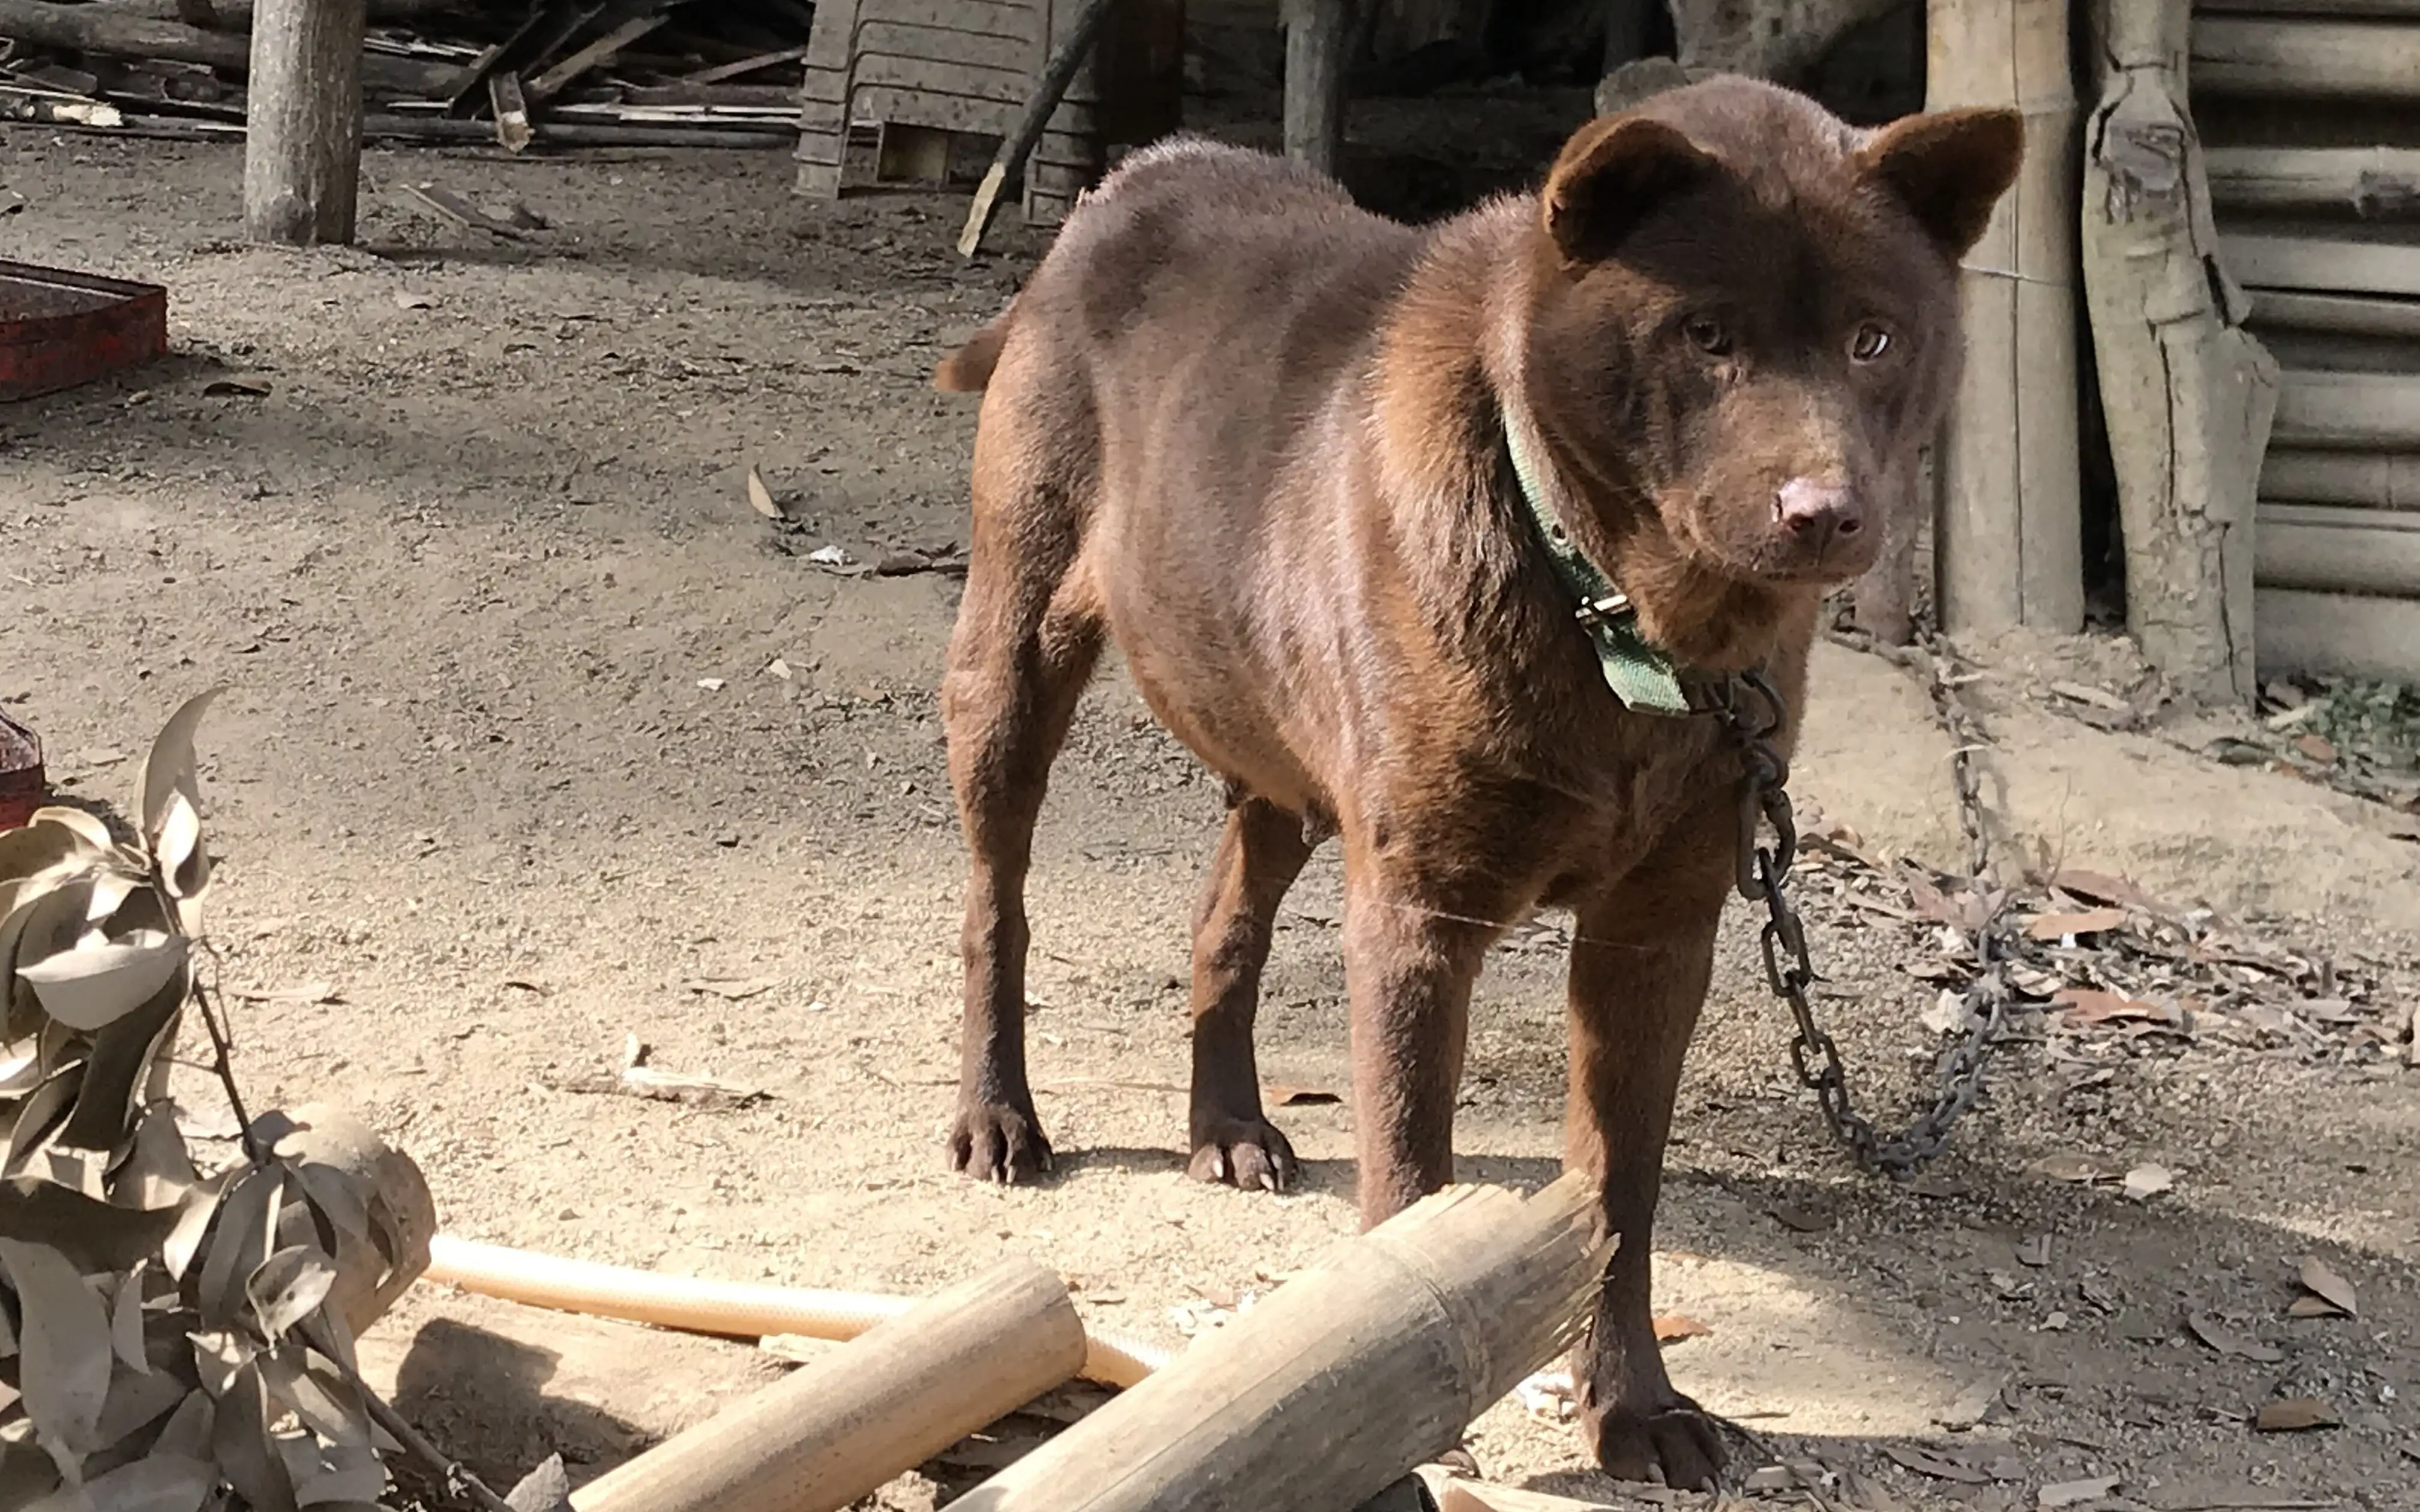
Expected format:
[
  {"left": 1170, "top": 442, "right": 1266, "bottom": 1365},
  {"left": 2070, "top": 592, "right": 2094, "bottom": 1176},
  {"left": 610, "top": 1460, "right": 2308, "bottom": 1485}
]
[{"left": 1500, "top": 413, "right": 1709, "bottom": 717}]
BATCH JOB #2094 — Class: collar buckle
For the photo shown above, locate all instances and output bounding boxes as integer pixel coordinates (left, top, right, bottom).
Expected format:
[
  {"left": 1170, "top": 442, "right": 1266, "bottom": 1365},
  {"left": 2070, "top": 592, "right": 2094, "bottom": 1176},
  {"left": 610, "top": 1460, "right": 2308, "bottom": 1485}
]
[{"left": 1573, "top": 591, "right": 1633, "bottom": 626}]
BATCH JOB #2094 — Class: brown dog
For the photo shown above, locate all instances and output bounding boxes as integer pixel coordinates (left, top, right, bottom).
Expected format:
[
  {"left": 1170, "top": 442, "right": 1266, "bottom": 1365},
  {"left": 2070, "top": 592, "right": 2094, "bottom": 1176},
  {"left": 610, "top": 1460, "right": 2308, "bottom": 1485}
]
[{"left": 933, "top": 77, "right": 2020, "bottom": 1487}]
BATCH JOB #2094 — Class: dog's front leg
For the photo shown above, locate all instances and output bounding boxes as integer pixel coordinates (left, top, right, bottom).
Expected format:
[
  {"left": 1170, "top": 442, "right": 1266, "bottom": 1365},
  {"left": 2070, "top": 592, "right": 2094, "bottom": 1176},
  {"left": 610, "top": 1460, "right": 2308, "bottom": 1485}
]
[{"left": 1564, "top": 834, "right": 1734, "bottom": 1490}]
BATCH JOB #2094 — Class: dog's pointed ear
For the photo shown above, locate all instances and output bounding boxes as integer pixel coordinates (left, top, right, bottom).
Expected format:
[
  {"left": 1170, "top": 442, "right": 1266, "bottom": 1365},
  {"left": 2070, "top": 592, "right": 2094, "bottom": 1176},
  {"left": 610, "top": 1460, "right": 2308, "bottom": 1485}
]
[
  {"left": 1541, "top": 115, "right": 1718, "bottom": 265},
  {"left": 1856, "top": 106, "right": 2025, "bottom": 261}
]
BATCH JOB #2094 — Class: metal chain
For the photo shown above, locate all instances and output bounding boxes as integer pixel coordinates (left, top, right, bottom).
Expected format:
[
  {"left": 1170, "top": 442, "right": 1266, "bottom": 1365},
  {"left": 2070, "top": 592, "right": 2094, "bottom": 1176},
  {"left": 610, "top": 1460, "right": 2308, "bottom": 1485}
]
[{"left": 1717, "top": 651, "right": 2014, "bottom": 1178}]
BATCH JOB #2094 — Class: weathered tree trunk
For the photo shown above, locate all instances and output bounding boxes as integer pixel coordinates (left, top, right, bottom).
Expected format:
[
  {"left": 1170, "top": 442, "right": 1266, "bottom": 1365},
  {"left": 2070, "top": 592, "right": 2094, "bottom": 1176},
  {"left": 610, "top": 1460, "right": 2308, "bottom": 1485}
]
[
  {"left": 243, "top": 0, "right": 366, "bottom": 245},
  {"left": 2080, "top": 0, "right": 2277, "bottom": 703},
  {"left": 1930, "top": 0, "right": 2086, "bottom": 637},
  {"left": 1286, "top": 0, "right": 1355, "bottom": 174}
]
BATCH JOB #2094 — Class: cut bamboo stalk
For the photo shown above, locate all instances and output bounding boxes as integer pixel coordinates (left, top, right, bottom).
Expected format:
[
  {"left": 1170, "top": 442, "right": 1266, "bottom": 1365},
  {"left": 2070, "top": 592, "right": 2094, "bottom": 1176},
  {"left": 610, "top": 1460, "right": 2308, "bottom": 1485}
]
[
  {"left": 1928, "top": 0, "right": 2085, "bottom": 636},
  {"left": 2248, "top": 289, "right": 2420, "bottom": 341},
  {"left": 2080, "top": 0, "right": 2274, "bottom": 701},
  {"left": 2223, "top": 232, "right": 2420, "bottom": 299},
  {"left": 2256, "top": 502, "right": 2420, "bottom": 596},
  {"left": 2256, "top": 587, "right": 2420, "bottom": 680},
  {"left": 951, "top": 1171, "right": 1612, "bottom": 1512},
  {"left": 2206, "top": 146, "right": 2420, "bottom": 215},
  {"left": 2262, "top": 446, "right": 2420, "bottom": 506},
  {"left": 2272, "top": 370, "right": 2420, "bottom": 449},
  {"left": 422, "top": 1234, "right": 1168, "bottom": 1388},
  {"left": 2191, "top": 17, "right": 2420, "bottom": 100},
  {"left": 570, "top": 1258, "right": 1087, "bottom": 1512}
]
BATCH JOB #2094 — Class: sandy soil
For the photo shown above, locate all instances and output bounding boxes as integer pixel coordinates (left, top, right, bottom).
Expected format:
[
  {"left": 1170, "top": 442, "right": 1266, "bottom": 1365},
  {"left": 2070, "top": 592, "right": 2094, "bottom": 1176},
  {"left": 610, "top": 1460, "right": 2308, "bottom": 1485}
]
[{"left": 5, "top": 123, "right": 2418, "bottom": 1512}]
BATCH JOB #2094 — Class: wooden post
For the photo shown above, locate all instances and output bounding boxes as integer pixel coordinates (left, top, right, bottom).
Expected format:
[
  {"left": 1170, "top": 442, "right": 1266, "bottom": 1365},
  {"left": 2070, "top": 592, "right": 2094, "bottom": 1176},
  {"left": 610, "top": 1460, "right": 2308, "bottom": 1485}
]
[
  {"left": 243, "top": 0, "right": 367, "bottom": 245},
  {"left": 570, "top": 1259, "right": 1087, "bottom": 1512},
  {"left": 953, "top": 1172, "right": 1612, "bottom": 1512},
  {"left": 1285, "top": 0, "right": 1353, "bottom": 175},
  {"left": 1928, "top": 0, "right": 2086, "bottom": 637},
  {"left": 2079, "top": 0, "right": 2277, "bottom": 703}
]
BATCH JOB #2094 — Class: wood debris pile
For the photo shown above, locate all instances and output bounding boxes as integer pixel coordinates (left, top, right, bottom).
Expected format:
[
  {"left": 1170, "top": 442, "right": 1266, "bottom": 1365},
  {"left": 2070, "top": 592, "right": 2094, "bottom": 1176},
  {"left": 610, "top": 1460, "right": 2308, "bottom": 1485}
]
[{"left": 0, "top": 0, "right": 810, "bottom": 151}]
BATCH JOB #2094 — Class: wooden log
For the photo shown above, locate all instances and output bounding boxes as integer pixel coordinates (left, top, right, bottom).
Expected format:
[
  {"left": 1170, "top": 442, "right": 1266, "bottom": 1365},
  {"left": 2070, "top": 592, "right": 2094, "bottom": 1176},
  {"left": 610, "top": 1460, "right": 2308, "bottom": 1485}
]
[
  {"left": 0, "top": 0, "right": 454, "bottom": 94},
  {"left": 954, "top": 1172, "right": 1611, "bottom": 1512},
  {"left": 2272, "top": 370, "right": 2420, "bottom": 449},
  {"left": 2078, "top": 0, "right": 2275, "bottom": 702},
  {"left": 2262, "top": 446, "right": 2420, "bottom": 507},
  {"left": 1928, "top": 0, "right": 2085, "bottom": 637},
  {"left": 1284, "top": 0, "right": 1353, "bottom": 175},
  {"left": 570, "top": 1259, "right": 1088, "bottom": 1512},
  {"left": 2256, "top": 502, "right": 2420, "bottom": 596},
  {"left": 2248, "top": 289, "right": 2420, "bottom": 341},
  {"left": 2221, "top": 231, "right": 2420, "bottom": 299},
  {"left": 2191, "top": 18, "right": 2420, "bottom": 101},
  {"left": 244, "top": 0, "right": 366, "bottom": 245},
  {"left": 2205, "top": 146, "right": 2420, "bottom": 216},
  {"left": 2256, "top": 587, "right": 2420, "bottom": 681}
]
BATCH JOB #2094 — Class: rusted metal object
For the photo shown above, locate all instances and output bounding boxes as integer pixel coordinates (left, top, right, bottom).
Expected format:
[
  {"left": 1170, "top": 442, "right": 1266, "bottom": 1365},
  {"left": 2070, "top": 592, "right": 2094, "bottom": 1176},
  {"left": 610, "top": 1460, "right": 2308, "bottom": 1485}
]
[
  {"left": 0, "top": 709, "right": 43, "bottom": 830},
  {"left": 0, "top": 259, "right": 168, "bottom": 401}
]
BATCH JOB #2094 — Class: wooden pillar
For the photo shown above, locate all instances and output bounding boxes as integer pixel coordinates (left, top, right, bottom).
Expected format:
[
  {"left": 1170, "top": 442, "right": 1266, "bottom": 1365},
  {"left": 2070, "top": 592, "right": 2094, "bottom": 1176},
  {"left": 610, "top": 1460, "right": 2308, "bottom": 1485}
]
[
  {"left": 1285, "top": 0, "right": 1353, "bottom": 176},
  {"left": 2079, "top": 0, "right": 2275, "bottom": 703},
  {"left": 244, "top": 0, "right": 367, "bottom": 245},
  {"left": 1928, "top": 0, "right": 2084, "bottom": 636}
]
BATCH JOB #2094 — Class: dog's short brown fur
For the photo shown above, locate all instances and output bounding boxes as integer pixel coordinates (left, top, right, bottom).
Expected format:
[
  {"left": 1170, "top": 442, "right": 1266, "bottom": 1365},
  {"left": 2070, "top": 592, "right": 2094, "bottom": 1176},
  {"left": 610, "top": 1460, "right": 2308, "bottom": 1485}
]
[{"left": 935, "top": 77, "right": 2021, "bottom": 1487}]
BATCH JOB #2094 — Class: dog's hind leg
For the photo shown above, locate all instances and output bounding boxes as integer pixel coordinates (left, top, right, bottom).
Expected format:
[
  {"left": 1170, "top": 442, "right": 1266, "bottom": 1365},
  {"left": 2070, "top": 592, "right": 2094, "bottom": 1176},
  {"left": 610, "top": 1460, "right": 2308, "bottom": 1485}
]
[
  {"left": 1185, "top": 794, "right": 1315, "bottom": 1192},
  {"left": 943, "top": 424, "right": 1105, "bottom": 1184}
]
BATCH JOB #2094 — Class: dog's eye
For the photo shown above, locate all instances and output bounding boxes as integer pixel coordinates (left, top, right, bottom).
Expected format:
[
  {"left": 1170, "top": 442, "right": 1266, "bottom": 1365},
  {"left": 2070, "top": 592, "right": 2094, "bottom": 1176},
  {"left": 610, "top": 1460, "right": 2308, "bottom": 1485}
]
[
  {"left": 1850, "top": 323, "right": 1893, "bottom": 362},
  {"left": 1683, "top": 316, "right": 1731, "bottom": 356}
]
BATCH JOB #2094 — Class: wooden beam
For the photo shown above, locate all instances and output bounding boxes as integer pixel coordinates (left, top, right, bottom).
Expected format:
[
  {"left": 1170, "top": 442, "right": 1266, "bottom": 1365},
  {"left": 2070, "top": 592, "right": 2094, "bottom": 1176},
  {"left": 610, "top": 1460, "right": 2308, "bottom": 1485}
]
[
  {"left": 2205, "top": 146, "right": 2420, "bottom": 215},
  {"left": 2257, "top": 587, "right": 2420, "bottom": 682},
  {"left": 244, "top": 0, "right": 366, "bottom": 245},
  {"left": 2272, "top": 370, "right": 2420, "bottom": 449},
  {"left": 2262, "top": 447, "right": 2420, "bottom": 507},
  {"left": 1284, "top": 0, "right": 1352, "bottom": 175},
  {"left": 2256, "top": 502, "right": 2420, "bottom": 597},
  {"left": 2223, "top": 232, "right": 2420, "bottom": 299},
  {"left": 2192, "top": 17, "right": 2420, "bottom": 100},
  {"left": 2247, "top": 289, "right": 2420, "bottom": 341},
  {"left": 1928, "top": 0, "right": 2086, "bottom": 637}
]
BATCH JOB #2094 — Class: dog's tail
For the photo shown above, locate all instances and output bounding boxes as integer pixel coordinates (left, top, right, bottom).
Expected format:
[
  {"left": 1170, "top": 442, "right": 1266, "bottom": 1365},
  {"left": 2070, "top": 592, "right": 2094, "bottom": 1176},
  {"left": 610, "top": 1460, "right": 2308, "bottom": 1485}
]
[{"left": 934, "top": 301, "right": 1016, "bottom": 392}]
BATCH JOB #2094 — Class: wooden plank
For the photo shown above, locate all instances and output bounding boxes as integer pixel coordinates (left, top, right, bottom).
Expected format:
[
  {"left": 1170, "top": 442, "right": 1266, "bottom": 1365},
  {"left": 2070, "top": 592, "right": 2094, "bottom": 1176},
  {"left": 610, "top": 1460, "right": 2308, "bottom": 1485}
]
[
  {"left": 2257, "top": 587, "right": 2420, "bottom": 680},
  {"left": 2263, "top": 447, "right": 2420, "bottom": 506},
  {"left": 2248, "top": 287, "right": 2420, "bottom": 340},
  {"left": 2256, "top": 502, "right": 2420, "bottom": 596},
  {"left": 526, "top": 12, "right": 669, "bottom": 104},
  {"left": 2193, "top": 17, "right": 2420, "bottom": 100},
  {"left": 2272, "top": 370, "right": 2420, "bottom": 448},
  {"left": 2223, "top": 231, "right": 2420, "bottom": 298},
  {"left": 2205, "top": 145, "right": 2420, "bottom": 215}
]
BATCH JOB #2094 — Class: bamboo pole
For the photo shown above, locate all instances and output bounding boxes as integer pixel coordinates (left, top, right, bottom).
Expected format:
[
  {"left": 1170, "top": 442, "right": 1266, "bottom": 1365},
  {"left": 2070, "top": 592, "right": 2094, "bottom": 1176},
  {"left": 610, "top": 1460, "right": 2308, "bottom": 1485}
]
[
  {"left": 2249, "top": 290, "right": 2420, "bottom": 342},
  {"left": 2078, "top": 0, "right": 2276, "bottom": 702},
  {"left": 243, "top": 0, "right": 366, "bottom": 245},
  {"left": 2262, "top": 447, "right": 2420, "bottom": 506},
  {"left": 1928, "top": 0, "right": 2085, "bottom": 636},
  {"left": 2256, "top": 587, "right": 2420, "bottom": 682},
  {"left": 2271, "top": 370, "right": 2420, "bottom": 449},
  {"left": 571, "top": 1259, "right": 1087, "bottom": 1512},
  {"left": 2205, "top": 146, "right": 2420, "bottom": 215},
  {"left": 2223, "top": 233, "right": 2420, "bottom": 299},
  {"left": 2191, "top": 17, "right": 2420, "bottom": 101},
  {"left": 2256, "top": 502, "right": 2420, "bottom": 596},
  {"left": 952, "top": 1172, "right": 1611, "bottom": 1512}
]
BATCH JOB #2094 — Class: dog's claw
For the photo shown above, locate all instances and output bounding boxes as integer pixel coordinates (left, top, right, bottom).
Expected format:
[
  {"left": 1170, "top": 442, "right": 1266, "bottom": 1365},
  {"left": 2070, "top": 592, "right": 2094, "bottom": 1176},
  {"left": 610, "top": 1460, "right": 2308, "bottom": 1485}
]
[
  {"left": 949, "top": 1100, "right": 1053, "bottom": 1185},
  {"left": 1587, "top": 1396, "right": 1727, "bottom": 1493},
  {"left": 1187, "top": 1116, "right": 1296, "bottom": 1193}
]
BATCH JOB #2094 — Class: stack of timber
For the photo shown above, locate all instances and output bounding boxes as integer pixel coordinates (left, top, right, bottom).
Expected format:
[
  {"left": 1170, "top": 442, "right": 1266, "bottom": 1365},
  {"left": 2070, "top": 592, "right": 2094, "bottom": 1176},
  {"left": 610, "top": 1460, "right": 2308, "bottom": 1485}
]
[
  {"left": 2194, "top": 0, "right": 2420, "bottom": 682},
  {"left": 0, "top": 0, "right": 811, "bottom": 151}
]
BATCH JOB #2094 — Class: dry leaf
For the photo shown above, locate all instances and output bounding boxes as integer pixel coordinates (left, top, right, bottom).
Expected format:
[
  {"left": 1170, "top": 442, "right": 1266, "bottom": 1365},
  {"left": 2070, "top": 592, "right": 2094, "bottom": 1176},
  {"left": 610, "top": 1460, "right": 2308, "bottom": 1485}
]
[
  {"left": 1882, "top": 1443, "right": 1987, "bottom": 1484},
  {"left": 2189, "top": 1312, "right": 2284, "bottom": 1363},
  {"left": 1269, "top": 1084, "right": 1341, "bottom": 1106},
  {"left": 1652, "top": 1314, "right": 1712, "bottom": 1344},
  {"left": 2029, "top": 1153, "right": 2120, "bottom": 1185},
  {"left": 2298, "top": 1256, "right": 2357, "bottom": 1318},
  {"left": 2051, "top": 988, "right": 2160, "bottom": 1026},
  {"left": 0, "top": 1237, "right": 115, "bottom": 1458},
  {"left": 766, "top": 658, "right": 793, "bottom": 680},
  {"left": 683, "top": 976, "right": 779, "bottom": 1001},
  {"left": 1933, "top": 1373, "right": 2005, "bottom": 1430},
  {"left": 2122, "top": 1162, "right": 2175, "bottom": 1201},
  {"left": 746, "top": 466, "right": 783, "bottom": 521},
  {"left": 2294, "top": 734, "right": 2337, "bottom": 764},
  {"left": 1769, "top": 1203, "right": 1835, "bottom": 1234},
  {"left": 696, "top": 677, "right": 727, "bottom": 692},
  {"left": 2028, "top": 908, "right": 2128, "bottom": 941},
  {"left": 203, "top": 378, "right": 271, "bottom": 398},
  {"left": 2254, "top": 1397, "right": 2340, "bottom": 1433},
  {"left": 2050, "top": 680, "right": 2130, "bottom": 712},
  {"left": 2038, "top": 1475, "right": 2119, "bottom": 1508}
]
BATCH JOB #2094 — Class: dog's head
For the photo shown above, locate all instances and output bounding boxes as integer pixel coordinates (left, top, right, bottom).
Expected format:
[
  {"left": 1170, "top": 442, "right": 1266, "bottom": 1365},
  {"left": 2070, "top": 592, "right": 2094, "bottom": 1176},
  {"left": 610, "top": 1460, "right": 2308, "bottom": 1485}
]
[{"left": 1520, "top": 77, "right": 2023, "bottom": 590}]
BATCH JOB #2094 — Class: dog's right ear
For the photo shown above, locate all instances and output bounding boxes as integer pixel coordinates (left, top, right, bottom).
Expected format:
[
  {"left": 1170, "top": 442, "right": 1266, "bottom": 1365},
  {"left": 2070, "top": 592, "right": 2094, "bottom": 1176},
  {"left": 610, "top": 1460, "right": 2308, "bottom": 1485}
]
[{"left": 1542, "top": 115, "right": 1717, "bottom": 266}]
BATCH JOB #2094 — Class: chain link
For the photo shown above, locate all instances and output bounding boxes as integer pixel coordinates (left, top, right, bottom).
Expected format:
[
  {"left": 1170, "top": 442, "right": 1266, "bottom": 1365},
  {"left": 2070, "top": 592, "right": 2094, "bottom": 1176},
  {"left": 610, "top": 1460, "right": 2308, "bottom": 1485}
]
[{"left": 1717, "top": 653, "right": 2014, "bottom": 1179}]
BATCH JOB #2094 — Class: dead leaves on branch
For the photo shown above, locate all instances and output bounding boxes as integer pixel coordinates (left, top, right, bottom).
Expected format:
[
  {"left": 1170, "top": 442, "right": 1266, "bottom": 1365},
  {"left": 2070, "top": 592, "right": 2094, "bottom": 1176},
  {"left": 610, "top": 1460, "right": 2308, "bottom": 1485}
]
[{"left": 0, "top": 691, "right": 418, "bottom": 1508}]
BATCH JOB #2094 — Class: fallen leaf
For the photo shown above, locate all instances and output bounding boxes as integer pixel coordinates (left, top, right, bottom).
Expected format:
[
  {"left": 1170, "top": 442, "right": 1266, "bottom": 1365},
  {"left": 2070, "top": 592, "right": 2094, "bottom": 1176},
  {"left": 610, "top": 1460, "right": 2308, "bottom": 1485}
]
[
  {"left": 2255, "top": 1397, "right": 2340, "bottom": 1433},
  {"left": 1882, "top": 1443, "right": 1988, "bottom": 1484},
  {"left": 2298, "top": 1257, "right": 2358, "bottom": 1318},
  {"left": 2294, "top": 734, "right": 2337, "bottom": 765},
  {"left": 203, "top": 377, "right": 271, "bottom": 398},
  {"left": 766, "top": 658, "right": 793, "bottom": 680},
  {"left": 2189, "top": 1312, "right": 2284, "bottom": 1363},
  {"left": 697, "top": 677, "right": 727, "bottom": 692},
  {"left": 2028, "top": 907, "right": 2128, "bottom": 941},
  {"left": 2049, "top": 868, "right": 2169, "bottom": 915},
  {"left": 2050, "top": 680, "right": 2130, "bottom": 712},
  {"left": 684, "top": 976, "right": 780, "bottom": 1000},
  {"left": 1652, "top": 1314, "right": 1712, "bottom": 1344},
  {"left": 2123, "top": 1162, "right": 2175, "bottom": 1201},
  {"left": 1269, "top": 1084, "right": 1340, "bottom": 1106},
  {"left": 1769, "top": 1203, "right": 1835, "bottom": 1234},
  {"left": 2051, "top": 988, "right": 2160, "bottom": 1026},
  {"left": 396, "top": 291, "right": 436, "bottom": 310},
  {"left": 2038, "top": 1475, "right": 2120, "bottom": 1508},
  {"left": 2015, "top": 1235, "right": 2053, "bottom": 1268},
  {"left": 807, "top": 544, "right": 852, "bottom": 569},
  {"left": 746, "top": 466, "right": 784, "bottom": 521},
  {"left": 2029, "top": 1153, "right": 2121, "bottom": 1185},
  {"left": 1933, "top": 1373, "right": 2005, "bottom": 1430}
]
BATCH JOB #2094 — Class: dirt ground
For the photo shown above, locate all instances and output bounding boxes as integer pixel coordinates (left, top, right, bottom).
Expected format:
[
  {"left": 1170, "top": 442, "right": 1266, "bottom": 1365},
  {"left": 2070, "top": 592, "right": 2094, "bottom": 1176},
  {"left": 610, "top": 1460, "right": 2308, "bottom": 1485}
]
[{"left": 5, "top": 119, "right": 2420, "bottom": 1512}]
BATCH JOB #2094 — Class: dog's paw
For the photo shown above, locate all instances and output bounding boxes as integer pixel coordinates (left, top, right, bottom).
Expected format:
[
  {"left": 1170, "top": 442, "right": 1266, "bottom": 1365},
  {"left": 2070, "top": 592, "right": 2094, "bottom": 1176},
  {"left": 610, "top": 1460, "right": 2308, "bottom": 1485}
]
[
  {"left": 949, "top": 1100, "right": 1053, "bottom": 1184},
  {"left": 1185, "top": 1115, "right": 1297, "bottom": 1193},
  {"left": 1585, "top": 1393, "right": 1726, "bottom": 1492}
]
